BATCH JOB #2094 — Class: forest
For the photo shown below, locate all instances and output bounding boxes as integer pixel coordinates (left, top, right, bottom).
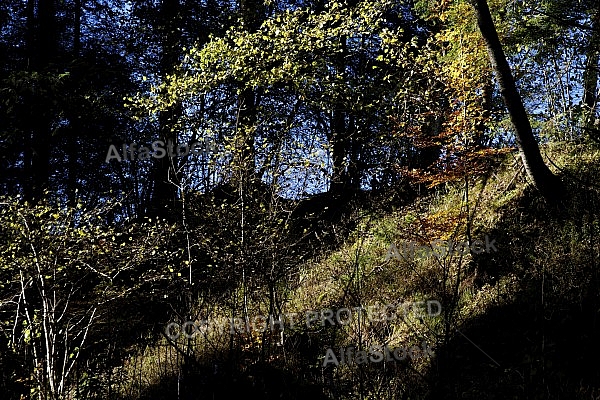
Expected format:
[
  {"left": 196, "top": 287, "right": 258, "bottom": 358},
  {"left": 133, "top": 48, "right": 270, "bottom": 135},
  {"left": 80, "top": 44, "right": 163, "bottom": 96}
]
[{"left": 1, "top": 0, "right": 600, "bottom": 398}]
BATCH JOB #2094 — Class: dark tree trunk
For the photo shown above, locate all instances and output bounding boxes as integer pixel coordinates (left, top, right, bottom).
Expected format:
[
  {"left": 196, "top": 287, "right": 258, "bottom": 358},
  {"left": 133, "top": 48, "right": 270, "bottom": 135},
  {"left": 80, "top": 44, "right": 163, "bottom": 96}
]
[
  {"left": 67, "top": 0, "right": 83, "bottom": 208},
  {"left": 23, "top": 0, "right": 56, "bottom": 202},
  {"left": 472, "top": 0, "right": 565, "bottom": 203},
  {"left": 330, "top": 106, "right": 349, "bottom": 194},
  {"left": 150, "top": 0, "right": 181, "bottom": 218},
  {"left": 328, "top": 34, "right": 359, "bottom": 194},
  {"left": 234, "top": 87, "right": 259, "bottom": 187},
  {"left": 583, "top": 8, "right": 600, "bottom": 137},
  {"left": 231, "top": 0, "right": 265, "bottom": 190}
]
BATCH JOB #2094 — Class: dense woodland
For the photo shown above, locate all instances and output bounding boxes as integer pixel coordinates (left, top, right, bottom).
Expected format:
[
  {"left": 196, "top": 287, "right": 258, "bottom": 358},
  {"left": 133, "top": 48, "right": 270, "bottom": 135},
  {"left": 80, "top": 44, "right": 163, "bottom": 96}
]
[{"left": 1, "top": 0, "right": 600, "bottom": 398}]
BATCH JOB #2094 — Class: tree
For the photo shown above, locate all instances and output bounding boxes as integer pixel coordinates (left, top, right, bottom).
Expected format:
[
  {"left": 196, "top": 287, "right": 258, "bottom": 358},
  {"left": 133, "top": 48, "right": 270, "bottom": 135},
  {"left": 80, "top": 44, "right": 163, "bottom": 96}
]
[
  {"left": 0, "top": 197, "right": 175, "bottom": 398},
  {"left": 22, "top": 0, "right": 57, "bottom": 202},
  {"left": 232, "top": 0, "right": 266, "bottom": 189},
  {"left": 471, "top": 0, "right": 564, "bottom": 203},
  {"left": 582, "top": 5, "right": 600, "bottom": 139}
]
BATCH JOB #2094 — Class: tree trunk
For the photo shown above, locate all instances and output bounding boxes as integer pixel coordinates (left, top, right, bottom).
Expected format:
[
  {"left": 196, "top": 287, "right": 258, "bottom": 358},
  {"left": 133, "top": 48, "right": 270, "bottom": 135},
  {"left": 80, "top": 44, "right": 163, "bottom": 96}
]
[
  {"left": 471, "top": 0, "right": 564, "bottom": 203},
  {"left": 328, "top": 34, "right": 358, "bottom": 194},
  {"left": 67, "top": 0, "right": 83, "bottom": 208},
  {"left": 231, "top": 0, "right": 265, "bottom": 190},
  {"left": 23, "top": 0, "right": 56, "bottom": 203},
  {"left": 582, "top": 7, "right": 600, "bottom": 138},
  {"left": 150, "top": 0, "right": 181, "bottom": 218},
  {"left": 330, "top": 105, "right": 349, "bottom": 194},
  {"left": 234, "top": 86, "right": 259, "bottom": 187}
]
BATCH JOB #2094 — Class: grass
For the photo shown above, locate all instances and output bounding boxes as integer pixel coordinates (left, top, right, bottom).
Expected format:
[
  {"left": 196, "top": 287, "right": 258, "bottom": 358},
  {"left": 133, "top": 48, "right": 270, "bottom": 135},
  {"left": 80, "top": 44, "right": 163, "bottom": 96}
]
[{"left": 113, "top": 141, "right": 600, "bottom": 399}]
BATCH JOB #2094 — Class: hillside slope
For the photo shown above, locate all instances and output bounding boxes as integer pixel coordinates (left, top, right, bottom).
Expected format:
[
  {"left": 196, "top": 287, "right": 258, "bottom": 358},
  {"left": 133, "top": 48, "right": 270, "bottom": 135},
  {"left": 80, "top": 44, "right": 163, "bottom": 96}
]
[{"left": 117, "top": 142, "right": 600, "bottom": 399}]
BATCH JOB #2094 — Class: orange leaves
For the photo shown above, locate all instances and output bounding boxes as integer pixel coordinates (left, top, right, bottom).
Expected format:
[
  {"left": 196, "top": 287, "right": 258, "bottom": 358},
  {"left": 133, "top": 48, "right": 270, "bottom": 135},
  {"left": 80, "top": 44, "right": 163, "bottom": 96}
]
[
  {"left": 421, "top": 208, "right": 464, "bottom": 239},
  {"left": 399, "top": 147, "right": 514, "bottom": 189}
]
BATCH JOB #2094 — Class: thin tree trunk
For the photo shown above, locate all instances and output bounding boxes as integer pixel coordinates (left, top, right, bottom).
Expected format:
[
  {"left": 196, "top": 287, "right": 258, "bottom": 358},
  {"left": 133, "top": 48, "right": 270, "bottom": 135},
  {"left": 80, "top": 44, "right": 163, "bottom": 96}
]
[
  {"left": 328, "top": 34, "right": 354, "bottom": 194},
  {"left": 232, "top": 0, "right": 265, "bottom": 189},
  {"left": 330, "top": 105, "right": 349, "bottom": 194},
  {"left": 234, "top": 86, "right": 259, "bottom": 187},
  {"left": 67, "top": 0, "right": 83, "bottom": 208},
  {"left": 471, "top": 0, "right": 565, "bottom": 203}
]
